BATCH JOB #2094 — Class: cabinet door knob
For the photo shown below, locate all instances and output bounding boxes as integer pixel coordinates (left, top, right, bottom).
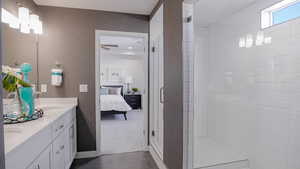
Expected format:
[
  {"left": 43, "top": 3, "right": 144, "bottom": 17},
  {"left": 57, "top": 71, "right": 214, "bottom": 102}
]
[{"left": 60, "top": 145, "right": 65, "bottom": 150}]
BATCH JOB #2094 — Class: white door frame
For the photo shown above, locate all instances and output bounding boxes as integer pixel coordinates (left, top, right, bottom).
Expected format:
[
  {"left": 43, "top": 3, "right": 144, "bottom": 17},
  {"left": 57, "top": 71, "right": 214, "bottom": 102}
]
[{"left": 95, "top": 30, "right": 149, "bottom": 156}]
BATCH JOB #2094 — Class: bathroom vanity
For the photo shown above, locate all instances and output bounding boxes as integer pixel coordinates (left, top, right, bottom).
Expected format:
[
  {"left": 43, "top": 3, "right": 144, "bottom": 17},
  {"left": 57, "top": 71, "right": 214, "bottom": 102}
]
[{"left": 4, "top": 98, "right": 78, "bottom": 169}]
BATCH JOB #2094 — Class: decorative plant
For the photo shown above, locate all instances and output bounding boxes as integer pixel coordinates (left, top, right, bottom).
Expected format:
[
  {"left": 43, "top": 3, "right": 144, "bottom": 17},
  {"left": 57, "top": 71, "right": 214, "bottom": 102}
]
[
  {"left": 2, "top": 66, "right": 31, "bottom": 92},
  {"left": 2, "top": 66, "right": 31, "bottom": 117},
  {"left": 132, "top": 88, "right": 139, "bottom": 93}
]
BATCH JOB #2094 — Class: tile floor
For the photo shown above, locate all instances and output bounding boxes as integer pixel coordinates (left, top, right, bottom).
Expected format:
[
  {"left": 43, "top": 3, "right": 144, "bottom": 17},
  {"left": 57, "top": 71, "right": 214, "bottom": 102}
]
[{"left": 71, "top": 151, "right": 159, "bottom": 169}]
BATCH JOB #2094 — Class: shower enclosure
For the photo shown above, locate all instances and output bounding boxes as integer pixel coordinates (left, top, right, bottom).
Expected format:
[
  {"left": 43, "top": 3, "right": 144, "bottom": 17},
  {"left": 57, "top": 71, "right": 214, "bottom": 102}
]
[{"left": 186, "top": 0, "right": 300, "bottom": 169}]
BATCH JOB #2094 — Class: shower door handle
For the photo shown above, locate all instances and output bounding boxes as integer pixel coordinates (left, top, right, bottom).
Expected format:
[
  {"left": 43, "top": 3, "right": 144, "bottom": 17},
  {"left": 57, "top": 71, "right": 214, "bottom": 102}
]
[{"left": 160, "top": 86, "right": 164, "bottom": 104}]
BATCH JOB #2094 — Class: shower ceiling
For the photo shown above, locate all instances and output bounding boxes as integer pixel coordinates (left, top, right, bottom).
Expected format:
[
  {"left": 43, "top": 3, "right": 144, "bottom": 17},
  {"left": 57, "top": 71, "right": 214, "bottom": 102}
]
[{"left": 195, "top": 0, "right": 258, "bottom": 26}]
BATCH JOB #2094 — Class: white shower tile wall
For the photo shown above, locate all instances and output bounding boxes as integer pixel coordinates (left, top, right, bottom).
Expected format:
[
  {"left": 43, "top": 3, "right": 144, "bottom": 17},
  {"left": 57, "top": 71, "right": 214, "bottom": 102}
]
[
  {"left": 183, "top": 3, "right": 194, "bottom": 169},
  {"left": 193, "top": 0, "right": 300, "bottom": 168}
]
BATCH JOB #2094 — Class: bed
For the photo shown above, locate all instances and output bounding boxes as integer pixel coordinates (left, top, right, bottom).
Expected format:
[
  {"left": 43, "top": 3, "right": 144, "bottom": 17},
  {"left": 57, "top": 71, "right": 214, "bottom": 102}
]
[{"left": 100, "top": 85, "right": 132, "bottom": 120}]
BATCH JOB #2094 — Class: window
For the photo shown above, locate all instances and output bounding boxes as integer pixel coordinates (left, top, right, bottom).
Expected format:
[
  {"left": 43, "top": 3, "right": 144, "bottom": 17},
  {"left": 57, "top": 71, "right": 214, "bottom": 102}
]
[{"left": 261, "top": 0, "right": 300, "bottom": 29}]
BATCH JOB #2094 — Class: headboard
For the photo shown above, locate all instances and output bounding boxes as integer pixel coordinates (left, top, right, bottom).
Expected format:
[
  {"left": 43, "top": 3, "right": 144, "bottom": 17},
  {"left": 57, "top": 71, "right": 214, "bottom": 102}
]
[{"left": 101, "top": 85, "right": 124, "bottom": 96}]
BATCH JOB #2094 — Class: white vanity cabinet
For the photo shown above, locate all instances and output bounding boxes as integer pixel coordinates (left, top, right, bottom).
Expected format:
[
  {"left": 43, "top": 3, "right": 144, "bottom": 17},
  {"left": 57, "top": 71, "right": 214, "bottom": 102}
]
[
  {"left": 52, "top": 107, "right": 77, "bottom": 169},
  {"left": 53, "top": 132, "right": 66, "bottom": 169},
  {"left": 27, "top": 146, "right": 52, "bottom": 169},
  {"left": 5, "top": 105, "right": 77, "bottom": 169},
  {"left": 64, "top": 108, "right": 77, "bottom": 169}
]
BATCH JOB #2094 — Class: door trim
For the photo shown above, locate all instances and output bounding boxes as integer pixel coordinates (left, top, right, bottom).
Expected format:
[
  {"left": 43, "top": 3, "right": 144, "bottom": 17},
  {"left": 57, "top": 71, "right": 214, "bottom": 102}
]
[{"left": 95, "top": 30, "right": 149, "bottom": 156}]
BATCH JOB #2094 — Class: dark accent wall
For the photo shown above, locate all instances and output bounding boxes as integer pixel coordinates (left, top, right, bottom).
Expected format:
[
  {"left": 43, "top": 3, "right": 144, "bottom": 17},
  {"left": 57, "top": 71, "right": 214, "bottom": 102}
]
[
  {"left": 163, "top": 0, "right": 183, "bottom": 169},
  {"left": 38, "top": 6, "right": 149, "bottom": 151}
]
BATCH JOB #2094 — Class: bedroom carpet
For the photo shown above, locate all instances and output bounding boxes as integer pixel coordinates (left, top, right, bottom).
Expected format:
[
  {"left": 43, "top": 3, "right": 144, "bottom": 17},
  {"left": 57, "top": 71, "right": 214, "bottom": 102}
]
[{"left": 101, "top": 110, "right": 146, "bottom": 154}]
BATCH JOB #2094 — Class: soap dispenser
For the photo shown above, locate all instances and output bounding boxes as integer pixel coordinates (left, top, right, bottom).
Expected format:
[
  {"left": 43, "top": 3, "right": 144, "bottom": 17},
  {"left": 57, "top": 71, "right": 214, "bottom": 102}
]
[
  {"left": 19, "top": 63, "right": 35, "bottom": 117},
  {"left": 51, "top": 62, "right": 63, "bottom": 86}
]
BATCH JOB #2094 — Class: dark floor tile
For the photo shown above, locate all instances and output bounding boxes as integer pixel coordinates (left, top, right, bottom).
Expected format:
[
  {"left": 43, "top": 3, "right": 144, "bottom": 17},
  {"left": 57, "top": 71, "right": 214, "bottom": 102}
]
[{"left": 71, "top": 151, "right": 159, "bottom": 169}]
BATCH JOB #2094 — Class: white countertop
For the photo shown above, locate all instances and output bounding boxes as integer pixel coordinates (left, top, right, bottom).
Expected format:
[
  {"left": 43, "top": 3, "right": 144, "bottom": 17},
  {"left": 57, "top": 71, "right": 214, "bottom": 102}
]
[{"left": 4, "top": 98, "right": 78, "bottom": 156}]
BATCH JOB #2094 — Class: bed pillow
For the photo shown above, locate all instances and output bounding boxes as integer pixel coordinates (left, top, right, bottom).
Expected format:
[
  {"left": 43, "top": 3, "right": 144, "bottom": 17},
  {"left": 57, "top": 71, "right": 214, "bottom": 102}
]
[
  {"left": 100, "top": 87, "right": 109, "bottom": 95},
  {"left": 108, "top": 87, "right": 122, "bottom": 95}
]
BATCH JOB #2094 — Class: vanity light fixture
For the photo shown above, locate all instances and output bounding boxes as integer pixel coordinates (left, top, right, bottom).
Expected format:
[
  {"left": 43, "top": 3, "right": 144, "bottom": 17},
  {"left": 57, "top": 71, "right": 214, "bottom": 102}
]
[
  {"left": 30, "top": 14, "right": 43, "bottom": 34},
  {"left": 1, "top": 5, "right": 43, "bottom": 34},
  {"left": 35, "top": 20, "right": 43, "bottom": 34},
  {"left": 1, "top": 8, "right": 20, "bottom": 29},
  {"left": 30, "top": 14, "right": 39, "bottom": 30},
  {"left": 19, "top": 7, "right": 30, "bottom": 34},
  {"left": 9, "top": 14, "right": 20, "bottom": 29},
  {"left": 1, "top": 8, "right": 10, "bottom": 24}
]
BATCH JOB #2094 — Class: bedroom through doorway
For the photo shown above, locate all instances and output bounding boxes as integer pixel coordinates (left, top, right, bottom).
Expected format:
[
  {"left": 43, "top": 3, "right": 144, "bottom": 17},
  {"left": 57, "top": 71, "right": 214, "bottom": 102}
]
[{"left": 95, "top": 30, "right": 149, "bottom": 155}]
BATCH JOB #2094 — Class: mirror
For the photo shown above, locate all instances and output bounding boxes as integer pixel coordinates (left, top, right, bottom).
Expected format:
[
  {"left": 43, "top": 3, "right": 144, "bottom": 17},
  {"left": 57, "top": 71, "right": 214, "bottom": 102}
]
[{"left": 2, "top": 0, "right": 39, "bottom": 97}]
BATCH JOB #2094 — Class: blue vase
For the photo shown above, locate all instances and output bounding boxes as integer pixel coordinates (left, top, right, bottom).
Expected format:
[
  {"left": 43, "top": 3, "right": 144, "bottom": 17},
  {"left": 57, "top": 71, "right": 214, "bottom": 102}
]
[{"left": 19, "top": 87, "right": 34, "bottom": 116}]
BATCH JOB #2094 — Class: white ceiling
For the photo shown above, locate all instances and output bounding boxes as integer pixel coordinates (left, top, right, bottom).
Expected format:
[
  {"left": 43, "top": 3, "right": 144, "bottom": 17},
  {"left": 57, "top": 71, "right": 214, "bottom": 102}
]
[
  {"left": 195, "top": 0, "right": 258, "bottom": 26},
  {"left": 33, "top": 0, "right": 158, "bottom": 15},
  {"left": 100, "top": 35, "right": 146, "bottom": 57}
]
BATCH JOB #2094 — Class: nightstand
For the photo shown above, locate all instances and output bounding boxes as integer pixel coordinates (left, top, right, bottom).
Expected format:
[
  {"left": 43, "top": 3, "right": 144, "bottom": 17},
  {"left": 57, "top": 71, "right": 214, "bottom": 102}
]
[{"left": 124, "top": 94, "right": 142, "bottom": 110}]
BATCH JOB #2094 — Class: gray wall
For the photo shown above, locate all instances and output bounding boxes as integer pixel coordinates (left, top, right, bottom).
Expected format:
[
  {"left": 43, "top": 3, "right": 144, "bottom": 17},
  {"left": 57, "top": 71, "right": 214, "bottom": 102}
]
[
  {"left": 1, "top": 0, "right": 5, "bottom": 167},
  {"left": 38, "top": 6, "right": 149, "bottom": 151},
  {"left": 163, "top": 0, "right": 183, "bottom": 169}
]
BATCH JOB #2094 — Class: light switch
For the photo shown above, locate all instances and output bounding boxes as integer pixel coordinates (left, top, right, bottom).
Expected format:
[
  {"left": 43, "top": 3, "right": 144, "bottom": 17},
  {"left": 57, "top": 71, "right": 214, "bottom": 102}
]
[
  {"left": 41, "top": 84, "right": 47, "bottom": 93},
  {"left": 80, "top": 84, "right": 88, "bottom": 93}
]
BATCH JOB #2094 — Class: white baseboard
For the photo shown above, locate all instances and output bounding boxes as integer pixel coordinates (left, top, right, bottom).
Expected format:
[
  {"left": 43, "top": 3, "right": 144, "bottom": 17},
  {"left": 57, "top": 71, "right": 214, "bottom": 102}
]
[
  {"left": 149, "top": 146, "right": 168, "bottom": 169},
  {"left": 75, "top": 151, "right": 100, "bottom": 159}
]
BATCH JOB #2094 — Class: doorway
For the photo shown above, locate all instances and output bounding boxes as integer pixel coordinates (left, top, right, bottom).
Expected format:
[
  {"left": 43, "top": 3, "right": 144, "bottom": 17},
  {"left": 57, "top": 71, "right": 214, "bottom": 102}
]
[{"left": 95, "top": 30, "right": 149, "bottom": 155}]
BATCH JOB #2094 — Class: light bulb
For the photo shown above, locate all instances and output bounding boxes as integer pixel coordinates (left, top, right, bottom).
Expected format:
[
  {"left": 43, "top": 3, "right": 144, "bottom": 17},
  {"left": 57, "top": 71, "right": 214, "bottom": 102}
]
[
  {"left": 35, "top": 20, "right": 43, "bottom": 34},
  {"left": 20, "top": 23, "right": 30, "bottom": 34},
  {"left": 30, "top": 14, "right": 39, "bottom": 30},
  {"left": 19, "top": 7, "right": 30, "bottom": 23}
]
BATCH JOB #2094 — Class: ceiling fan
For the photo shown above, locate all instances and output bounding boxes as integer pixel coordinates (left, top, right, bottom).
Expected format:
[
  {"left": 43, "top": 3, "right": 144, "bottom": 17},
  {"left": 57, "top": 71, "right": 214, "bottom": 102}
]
[{"left": 101, "top": 44, "right": 119, "bottom": 50}]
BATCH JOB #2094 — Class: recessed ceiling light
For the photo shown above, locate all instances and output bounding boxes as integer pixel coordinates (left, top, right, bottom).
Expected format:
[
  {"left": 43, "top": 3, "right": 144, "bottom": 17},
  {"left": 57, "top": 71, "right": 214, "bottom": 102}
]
[{"left": 128, "top": 46, "right": 133, "bottom": 50}]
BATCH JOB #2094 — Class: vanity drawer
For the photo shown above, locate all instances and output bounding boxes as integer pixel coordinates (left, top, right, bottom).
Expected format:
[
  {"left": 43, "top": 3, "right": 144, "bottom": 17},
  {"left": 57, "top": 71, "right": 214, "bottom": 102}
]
[{"left": 52, "top": 117, "right": 65, "bottom": 139}]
